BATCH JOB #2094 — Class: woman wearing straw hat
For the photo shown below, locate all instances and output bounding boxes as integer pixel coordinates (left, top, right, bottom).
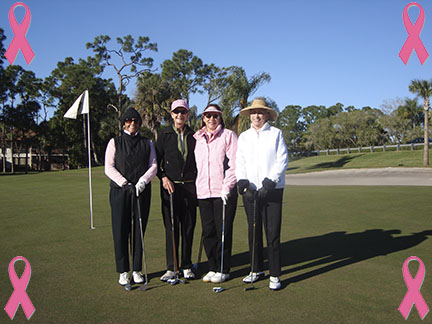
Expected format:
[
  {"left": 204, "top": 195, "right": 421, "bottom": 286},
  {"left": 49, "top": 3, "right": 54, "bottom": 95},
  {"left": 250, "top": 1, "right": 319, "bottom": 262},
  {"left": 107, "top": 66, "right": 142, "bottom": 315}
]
[
  {"left": 194, "top": 104, "right": 238, "bottom": 284},
  {"left": 236, "top": 98, "right": 288, "bottom": 290},
  {"left": 104, "top": 107, "right": 157, "bottom": 287}
]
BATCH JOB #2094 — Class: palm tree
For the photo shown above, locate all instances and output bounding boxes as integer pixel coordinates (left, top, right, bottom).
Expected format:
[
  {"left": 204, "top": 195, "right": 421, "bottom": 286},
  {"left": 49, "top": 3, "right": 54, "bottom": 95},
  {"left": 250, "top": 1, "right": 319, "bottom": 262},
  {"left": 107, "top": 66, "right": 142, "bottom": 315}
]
[{"left": 409, "top": 79, "right": 432, "bottom": 166}]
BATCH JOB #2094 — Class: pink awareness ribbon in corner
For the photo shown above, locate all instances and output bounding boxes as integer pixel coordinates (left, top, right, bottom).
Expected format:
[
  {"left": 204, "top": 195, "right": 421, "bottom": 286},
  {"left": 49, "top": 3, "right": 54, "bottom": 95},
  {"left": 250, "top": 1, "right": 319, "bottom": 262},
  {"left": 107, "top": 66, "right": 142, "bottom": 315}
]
[
  {"left": 5, "top": 2, "right": 35, "bottom": 65},
  {"left": 4, "top": 256, "right": 35, "bottom": 320},
  {"left": 399, "top": 2, "right": 429, "bottom": 65},
  {"left": 398, "top": 256, "right": 429, "bottom": 320}
]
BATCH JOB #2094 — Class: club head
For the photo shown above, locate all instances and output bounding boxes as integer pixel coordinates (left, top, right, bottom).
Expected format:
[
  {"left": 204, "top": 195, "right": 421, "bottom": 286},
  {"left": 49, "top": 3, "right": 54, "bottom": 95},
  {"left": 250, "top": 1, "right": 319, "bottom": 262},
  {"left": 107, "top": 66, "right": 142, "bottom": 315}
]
[
  {"left": 192, "top": 263, "right": 198, "bottom": 271},
  {"left": 213, "top": 287, "right": 224, "bottom": 293},
  {"left": 167, "top": 278, "right": 179, "bottom": 285},
  {"left": 244, "top": 286, "right": 256, "bottom": 291},
  {"left": 124, "top": 283, "right": 132, "bottom": 291},
  {"left": 139, "top": 283, "right": 148, "bottom": 291}
]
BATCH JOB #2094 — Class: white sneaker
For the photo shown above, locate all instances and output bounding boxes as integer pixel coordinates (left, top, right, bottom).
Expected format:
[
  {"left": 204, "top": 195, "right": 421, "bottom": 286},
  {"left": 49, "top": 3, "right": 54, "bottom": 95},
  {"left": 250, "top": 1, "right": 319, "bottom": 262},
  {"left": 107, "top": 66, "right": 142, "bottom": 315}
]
[
  {"left": 118, "top": 272, "right": 130, "bottom": 286},
  {"left": 269, "top": 276, "right": 281, "bottom": 290},
  {"left": 243, "top": 271, "right": 265, "bottom": 283},
  {"left": 183, "top": 269, "right": 195, "bottom": 279},
  {"left": 132, "top": 271, "right": 144, "bottom": 284},
  {"left": 211, "top": 272, "right": 230, "bottom": 283},
  {"left": 202, "top": 271, "right": 216, "bottom": 282},
  {"left": 160, "top": 270, "right": 175, "bottom": 282}
]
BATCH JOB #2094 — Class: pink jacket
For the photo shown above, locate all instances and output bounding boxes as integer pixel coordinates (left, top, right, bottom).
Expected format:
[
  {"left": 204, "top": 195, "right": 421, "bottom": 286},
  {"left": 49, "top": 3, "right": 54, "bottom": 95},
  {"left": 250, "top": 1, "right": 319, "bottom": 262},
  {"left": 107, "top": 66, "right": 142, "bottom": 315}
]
[{"left": 194, "top": 125, "right": 238, "bottom": 199}]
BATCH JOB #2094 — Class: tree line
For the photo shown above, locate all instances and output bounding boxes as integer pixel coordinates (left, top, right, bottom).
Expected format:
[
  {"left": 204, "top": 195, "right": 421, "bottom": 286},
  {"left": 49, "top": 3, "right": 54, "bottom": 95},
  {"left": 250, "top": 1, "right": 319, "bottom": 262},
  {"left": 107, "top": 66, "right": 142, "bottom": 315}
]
[{"left": 0, "top": 29, "right": 430, "bottom": 171}]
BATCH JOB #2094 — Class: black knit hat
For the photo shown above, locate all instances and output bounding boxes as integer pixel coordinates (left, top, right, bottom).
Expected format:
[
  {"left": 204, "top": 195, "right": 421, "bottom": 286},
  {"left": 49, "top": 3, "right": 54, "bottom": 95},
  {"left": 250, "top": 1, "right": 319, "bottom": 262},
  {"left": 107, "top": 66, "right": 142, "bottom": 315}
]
[{"left": 121, "top": 108, "right": 142, "bottom": 126}]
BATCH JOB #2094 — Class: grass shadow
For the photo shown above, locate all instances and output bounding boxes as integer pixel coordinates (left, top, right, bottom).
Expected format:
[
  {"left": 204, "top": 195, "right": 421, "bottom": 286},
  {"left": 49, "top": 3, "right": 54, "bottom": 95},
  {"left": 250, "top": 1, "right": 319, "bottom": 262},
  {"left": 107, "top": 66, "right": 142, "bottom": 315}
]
[
  {"left": 307, "top": 155, "right": 360, "bottom": 170},
  {"left": 226, "top": 229, "right": 432, "bottom": 289}
]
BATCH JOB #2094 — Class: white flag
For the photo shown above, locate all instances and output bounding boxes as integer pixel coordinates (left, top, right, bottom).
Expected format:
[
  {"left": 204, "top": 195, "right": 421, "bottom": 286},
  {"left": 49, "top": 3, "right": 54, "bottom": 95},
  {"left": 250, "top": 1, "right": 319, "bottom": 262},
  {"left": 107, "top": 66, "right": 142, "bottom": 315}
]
[{"left": 64, "top": 90, "right": 89, "bottom": 119}]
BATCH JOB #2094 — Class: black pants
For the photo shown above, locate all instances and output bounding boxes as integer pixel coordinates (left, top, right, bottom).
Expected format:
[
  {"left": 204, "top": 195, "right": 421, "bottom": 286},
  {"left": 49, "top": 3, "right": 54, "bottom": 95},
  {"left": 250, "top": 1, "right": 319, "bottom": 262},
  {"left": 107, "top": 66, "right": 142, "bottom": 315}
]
[
  {"left": 243, "top": 189, "right": 283, "bottom": 277},
  {"left": 198, "top": 194, "right": 237, "bottom": 273},
  {"left": 161, "top": 182, "right": 197, "bottom": 271},
  {"left": 110, "top": 185, "right": 151, "bottom": 273}
]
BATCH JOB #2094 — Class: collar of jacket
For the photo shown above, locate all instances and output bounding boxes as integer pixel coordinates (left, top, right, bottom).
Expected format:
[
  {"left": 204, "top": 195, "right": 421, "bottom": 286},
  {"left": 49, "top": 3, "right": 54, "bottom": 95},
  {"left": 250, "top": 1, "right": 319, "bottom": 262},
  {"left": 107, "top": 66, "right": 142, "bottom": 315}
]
[
  {"left": 161, "top": 124, "right": 194, "bottom": 136},
  {"left": 194, "top": 124, "right": 223, "bottom": 142},
  {"left": 251, "top": 122, "right": 271, "bottom": 133}
]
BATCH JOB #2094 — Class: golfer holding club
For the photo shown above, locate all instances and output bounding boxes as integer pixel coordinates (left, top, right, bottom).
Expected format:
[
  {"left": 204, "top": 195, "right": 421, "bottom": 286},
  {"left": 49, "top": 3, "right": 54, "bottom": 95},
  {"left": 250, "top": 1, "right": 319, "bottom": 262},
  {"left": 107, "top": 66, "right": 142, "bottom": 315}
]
[
  {"left": 155, "top": 99, "right": 198, "bottom": 282},
  {"left": 236, "top": 98, "right": 288, "bottom": 290},
  {"left": 194, "top": 104, "right": 238, "bottom": 284},
  {"left": 104, "top": 107, "right": 157, "bottom": 288}
]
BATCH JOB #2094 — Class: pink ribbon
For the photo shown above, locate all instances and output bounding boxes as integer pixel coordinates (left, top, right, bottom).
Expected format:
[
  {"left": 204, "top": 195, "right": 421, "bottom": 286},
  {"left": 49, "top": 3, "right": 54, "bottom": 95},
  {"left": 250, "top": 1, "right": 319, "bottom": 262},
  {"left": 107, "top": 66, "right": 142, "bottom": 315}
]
[
  {"left": 4, "top": 256, "right": 35, "bottom": 320},
  {"left": 399, "top": 2, "right": 429, "bottom": 65},
  {"left": 5, "top": 2, "right": 35, "bottom": 65},
  {"left": 398, "top": 256, "right": 429, "bottom": 320}
]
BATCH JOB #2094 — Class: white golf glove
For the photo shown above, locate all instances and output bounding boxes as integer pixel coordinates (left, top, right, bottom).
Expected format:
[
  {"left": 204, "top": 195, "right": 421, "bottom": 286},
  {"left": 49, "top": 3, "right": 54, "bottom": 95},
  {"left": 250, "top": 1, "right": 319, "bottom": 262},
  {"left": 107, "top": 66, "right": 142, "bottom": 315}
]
[
  {"left": 135, "top": 179, "right": 146, "bottom": 197},
  {"left": 221, "top": 191, "right": 229, "bottom": 205}
]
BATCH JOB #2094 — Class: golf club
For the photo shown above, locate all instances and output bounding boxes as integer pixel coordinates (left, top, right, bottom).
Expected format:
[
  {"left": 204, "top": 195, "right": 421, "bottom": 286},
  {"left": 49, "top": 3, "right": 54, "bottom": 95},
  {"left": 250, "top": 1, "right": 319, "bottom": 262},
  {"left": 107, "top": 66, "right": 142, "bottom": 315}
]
[
  {"left": 245, "top": 196, "right": 257, "bottom": 291},
  {"left": 192, "top": 234, "right": 204, "bottom": 271},
  {"left": 124, "top": 186, "right": 135, "bottom": 292},
  {"left": 136, "top": 193, "right": 149, "bottom": 291},
  {"left": 213, "top": 199, "right": 226, "bottom": 293},
  {"left": 167, "top": 193, "right": 185, "bottom": 285}
]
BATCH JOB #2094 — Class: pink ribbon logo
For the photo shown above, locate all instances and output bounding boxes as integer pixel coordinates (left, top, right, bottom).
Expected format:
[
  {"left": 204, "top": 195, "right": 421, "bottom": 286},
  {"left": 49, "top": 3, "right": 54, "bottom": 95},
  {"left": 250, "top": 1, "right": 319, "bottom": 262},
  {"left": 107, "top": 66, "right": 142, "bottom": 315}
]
[
  {"left": 399, "top": 2, "right": 429, "bottom": 65},
  {"left": 5, "top": 2, "right": 35, "bottom": 65},
  {"left": 4, "top": 256, "right": 35, "bottom": 320},
  {"left": 398, "top": 256, "right": 429, "bottom": 320}
]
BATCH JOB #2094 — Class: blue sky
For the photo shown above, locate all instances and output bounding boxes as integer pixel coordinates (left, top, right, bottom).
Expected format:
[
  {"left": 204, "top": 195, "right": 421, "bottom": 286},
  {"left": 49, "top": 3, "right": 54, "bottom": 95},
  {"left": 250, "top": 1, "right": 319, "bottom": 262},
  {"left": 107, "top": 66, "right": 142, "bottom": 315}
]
[{"left": 1, "top": 0, "right": 432, "bottom": 114}]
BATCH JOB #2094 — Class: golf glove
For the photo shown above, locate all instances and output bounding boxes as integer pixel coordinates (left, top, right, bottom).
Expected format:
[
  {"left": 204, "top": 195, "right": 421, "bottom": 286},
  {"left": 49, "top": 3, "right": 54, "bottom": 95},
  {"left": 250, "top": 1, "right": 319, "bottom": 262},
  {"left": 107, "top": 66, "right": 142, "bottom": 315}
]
[
  {"left": 237, "top": 179, "right": 250, "bottom": 195},
  {"left": 243, "top": 188, "right": 257, "bottom": 203},
  {"left": 221, "top": 191, "right": 229, "bottom": 205},
  {"left": 258, "top": 178, "right": 276, "bottom": 201},
  {"left": 135, "top": 179, "right": 146, "bottom": 196}
]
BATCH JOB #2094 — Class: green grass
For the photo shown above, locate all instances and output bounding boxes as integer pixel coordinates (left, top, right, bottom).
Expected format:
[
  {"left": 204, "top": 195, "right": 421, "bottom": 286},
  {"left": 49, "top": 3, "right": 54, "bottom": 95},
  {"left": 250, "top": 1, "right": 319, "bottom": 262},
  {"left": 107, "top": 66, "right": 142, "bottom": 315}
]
[
  {"left": 1, "top": 168, "right": 431, "bottom": 323},
  {"left": 288, "top": 150, "right": 432, "bottom": 174}
]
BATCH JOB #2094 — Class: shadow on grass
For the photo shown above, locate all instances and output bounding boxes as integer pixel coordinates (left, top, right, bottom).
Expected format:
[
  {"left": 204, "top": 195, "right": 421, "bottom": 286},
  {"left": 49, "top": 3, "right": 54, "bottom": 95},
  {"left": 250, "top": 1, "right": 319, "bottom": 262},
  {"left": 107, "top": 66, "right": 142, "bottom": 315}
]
[
  {"left": 307, "top": 155, "right": 360, "bottom": 170},
  {"left": 220, "top": 229, "right": 432, "bottom": 290}
]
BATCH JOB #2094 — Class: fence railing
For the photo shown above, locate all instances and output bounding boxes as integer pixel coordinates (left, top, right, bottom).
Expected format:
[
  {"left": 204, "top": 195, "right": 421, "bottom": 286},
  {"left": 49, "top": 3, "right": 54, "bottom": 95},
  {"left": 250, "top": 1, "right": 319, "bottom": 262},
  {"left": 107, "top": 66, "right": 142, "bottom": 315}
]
[{"left": 314, "top": 143, "right": 431, "bottom": 155}]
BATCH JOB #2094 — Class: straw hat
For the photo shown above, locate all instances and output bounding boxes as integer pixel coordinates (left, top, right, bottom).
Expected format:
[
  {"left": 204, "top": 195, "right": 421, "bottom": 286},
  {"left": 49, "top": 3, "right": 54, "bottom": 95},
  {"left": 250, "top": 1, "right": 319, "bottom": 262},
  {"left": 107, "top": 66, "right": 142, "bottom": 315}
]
[{"left": 239, "top": 98, "right": 278, "bottom": 121}]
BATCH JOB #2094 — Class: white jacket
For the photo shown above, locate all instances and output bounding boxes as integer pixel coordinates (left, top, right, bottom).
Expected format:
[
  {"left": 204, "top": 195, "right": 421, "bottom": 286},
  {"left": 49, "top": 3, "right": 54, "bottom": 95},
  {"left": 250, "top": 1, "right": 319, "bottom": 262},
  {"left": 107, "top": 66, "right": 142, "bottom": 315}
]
[{"left": 236, "top": 122, "right": 288, "bottom": 190}]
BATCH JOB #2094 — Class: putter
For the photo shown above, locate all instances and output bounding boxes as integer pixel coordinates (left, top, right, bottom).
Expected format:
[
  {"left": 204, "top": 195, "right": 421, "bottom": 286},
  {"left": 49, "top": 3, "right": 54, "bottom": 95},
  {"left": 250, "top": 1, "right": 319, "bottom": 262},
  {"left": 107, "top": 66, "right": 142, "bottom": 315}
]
[
  {"left": 213, "top": 199, "right": 226, "bottom": 293},
  {"left": 136, "top": 194, "right": 149, "bottom": 291},
  {"left": 192, "top": 234, "right": 204, "bottom": 271},
  {"left": 245, "top": 197, "right": 257, "bottom": 291},
  {"left": 167, "top": 193, "right": 185, "bottom": 285}
]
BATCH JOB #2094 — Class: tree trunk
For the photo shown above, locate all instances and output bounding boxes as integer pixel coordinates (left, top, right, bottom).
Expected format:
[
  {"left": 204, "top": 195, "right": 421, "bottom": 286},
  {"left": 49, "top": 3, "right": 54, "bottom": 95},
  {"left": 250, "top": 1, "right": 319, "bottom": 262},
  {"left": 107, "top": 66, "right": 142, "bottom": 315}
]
[
  {"left": 10, "top": 133, "right": 14, "bottom": 174},
  {"left": 25, "top": 144, "right": 29, "bottom": 174},
  {"left": 91, "top": 138, "right": 99, "bottom": 165}
]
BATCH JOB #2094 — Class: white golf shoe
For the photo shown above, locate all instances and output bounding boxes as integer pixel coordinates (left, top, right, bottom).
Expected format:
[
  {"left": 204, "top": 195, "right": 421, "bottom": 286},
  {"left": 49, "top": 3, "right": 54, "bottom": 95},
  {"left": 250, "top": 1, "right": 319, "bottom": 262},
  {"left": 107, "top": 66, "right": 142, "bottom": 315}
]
[
  {"left": 132, "top": 271, "right": 144, "bottom": 284},
  {"left": 118, "top": 272, "right": 130, "bottom": 286},
  {"left": 211, "top": 272, "right": 230, "bottom": 283},
  {"left": 183, "top": 269, "right": 195, "bottom": 279},
  {"left": 160, "top": 270, "right": 175, "bottom": 281},
  {"left": 242, "top": 271, "right": 265, "bottom": 283},
  {"left": 269, "top": 276, "right": 281, "bottom": 290},
  {"left": 202, "top": 271, "right": 216, "bottom": 282}
]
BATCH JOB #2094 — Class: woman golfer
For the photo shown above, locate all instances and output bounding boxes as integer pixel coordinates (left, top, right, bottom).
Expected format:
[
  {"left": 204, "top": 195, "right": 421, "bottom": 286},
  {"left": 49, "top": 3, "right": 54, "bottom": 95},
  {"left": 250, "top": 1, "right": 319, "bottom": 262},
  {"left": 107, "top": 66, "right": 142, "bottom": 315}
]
[
  {"left": 236, "top": 98, "right": 288, "bottom": 290},
  {"left": 194, "top": 104, "right": 238, "bottom": 284},
  {"left": 155, "top": 99, "right": 198, "bottom": 281},
  {"left": 104, "top": 107, "right": 157, "bottom": 287}
]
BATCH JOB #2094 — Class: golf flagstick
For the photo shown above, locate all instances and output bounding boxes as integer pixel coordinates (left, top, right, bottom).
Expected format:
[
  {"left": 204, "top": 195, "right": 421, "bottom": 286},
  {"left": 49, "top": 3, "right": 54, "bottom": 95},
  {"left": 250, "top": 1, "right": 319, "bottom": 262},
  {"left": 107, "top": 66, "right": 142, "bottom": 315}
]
[{"left": 213, "top": 199, "right": 226, "bottom": 293}]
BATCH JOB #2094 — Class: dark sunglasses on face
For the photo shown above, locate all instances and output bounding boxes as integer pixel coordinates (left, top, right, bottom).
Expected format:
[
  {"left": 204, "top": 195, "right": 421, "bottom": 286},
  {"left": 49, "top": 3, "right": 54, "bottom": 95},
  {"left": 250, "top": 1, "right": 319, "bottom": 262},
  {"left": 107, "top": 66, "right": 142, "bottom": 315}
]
[
  {"left": 204, "top": 113, "right": 220, "bottom": 119},
  {"left": 173, "top": 109, "right": 188, "bottom": 115},
  {"left": 125, "top": 118, "right": 140, "bottom": 123}
]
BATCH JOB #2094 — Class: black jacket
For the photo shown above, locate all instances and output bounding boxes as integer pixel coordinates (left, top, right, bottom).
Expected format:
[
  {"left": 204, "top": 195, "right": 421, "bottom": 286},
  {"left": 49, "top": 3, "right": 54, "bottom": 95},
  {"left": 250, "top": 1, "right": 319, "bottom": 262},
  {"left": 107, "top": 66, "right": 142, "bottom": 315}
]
[{"left": 155, "top": 124, "right": 197, "bottom": 182}]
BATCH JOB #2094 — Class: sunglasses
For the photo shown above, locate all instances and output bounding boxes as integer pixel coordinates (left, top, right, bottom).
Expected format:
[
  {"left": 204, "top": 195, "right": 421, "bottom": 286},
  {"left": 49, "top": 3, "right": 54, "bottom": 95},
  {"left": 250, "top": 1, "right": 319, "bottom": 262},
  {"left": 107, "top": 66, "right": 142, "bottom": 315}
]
[
  {"left": 172, "top": 109, "right": 188, "bottom": 115},
  {"left": 204, "top": 113, "right": 220, "bottom": 119},
  {"left": 125, "top": 118, "right": 140, "bottom": 123}
]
